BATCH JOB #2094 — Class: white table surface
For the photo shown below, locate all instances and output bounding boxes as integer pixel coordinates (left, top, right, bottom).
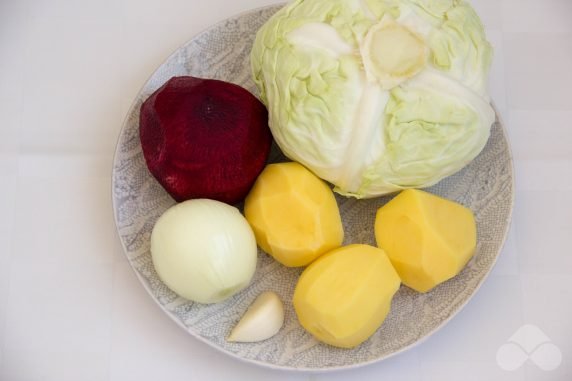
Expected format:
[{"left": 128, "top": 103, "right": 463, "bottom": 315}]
[{"left": 1, "top": 0, "right": 571, "bottom": 380}]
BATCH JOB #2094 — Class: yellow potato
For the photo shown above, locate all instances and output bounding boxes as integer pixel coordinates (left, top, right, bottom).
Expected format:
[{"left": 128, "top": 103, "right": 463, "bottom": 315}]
[
  {"left": 375, "top": 189, "right": 476, "bottom": 293},
  {"left": 244, "top": 162, "right": 343, "bottom": 267},
  {"left": 293, "top": 244, "right": 401, "bottom": 348}
]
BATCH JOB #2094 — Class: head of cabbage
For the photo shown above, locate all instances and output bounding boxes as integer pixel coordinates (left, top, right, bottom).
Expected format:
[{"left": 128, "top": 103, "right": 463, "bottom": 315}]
[{"left": 251, "top": 0, "right": 494, "bottom": 198}]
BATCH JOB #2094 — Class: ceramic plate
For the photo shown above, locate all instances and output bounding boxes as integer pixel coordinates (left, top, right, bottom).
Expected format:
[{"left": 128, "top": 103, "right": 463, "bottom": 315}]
[{"left": 111, "top": 4, "right": 514, "bottom": 371}]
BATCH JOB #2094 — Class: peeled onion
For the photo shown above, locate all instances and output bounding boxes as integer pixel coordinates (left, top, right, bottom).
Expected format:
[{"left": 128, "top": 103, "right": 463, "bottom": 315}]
[{"left": 151, "top": 199, "right": 257, "bottom": 304}]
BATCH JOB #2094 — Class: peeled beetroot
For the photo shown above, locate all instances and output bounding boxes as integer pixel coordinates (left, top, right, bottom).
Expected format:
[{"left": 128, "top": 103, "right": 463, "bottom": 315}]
[{"left": 139, "top": 76, "right": 272, "bottom": 204}]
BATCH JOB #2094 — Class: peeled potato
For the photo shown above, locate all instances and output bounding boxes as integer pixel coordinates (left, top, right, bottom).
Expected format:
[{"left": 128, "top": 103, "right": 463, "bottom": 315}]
[
  {"left": 293, "top": 244, "right": 401, "bottom": 348},
  {"left": 375, "top": 189, "right": 477, "bottom": 293},
  {"left": 244, "top": 162, "right": 344, "bottom": 267}
]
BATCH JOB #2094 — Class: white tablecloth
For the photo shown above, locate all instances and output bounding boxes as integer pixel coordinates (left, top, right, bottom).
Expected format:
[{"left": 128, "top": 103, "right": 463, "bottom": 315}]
[{"left": 1, "top": 1, "right": 571, "bottom": 380}]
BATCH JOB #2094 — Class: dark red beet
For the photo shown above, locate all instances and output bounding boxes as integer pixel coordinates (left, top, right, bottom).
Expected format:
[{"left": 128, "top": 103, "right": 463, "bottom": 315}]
[{"left": 139, "top": 76, "right": 272, "bottom": 204}]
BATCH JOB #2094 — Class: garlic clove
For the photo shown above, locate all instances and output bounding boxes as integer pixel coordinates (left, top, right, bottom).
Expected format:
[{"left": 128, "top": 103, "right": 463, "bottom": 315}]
[{"left": 227, "top": 291, "right": 284, "bottom": 342}]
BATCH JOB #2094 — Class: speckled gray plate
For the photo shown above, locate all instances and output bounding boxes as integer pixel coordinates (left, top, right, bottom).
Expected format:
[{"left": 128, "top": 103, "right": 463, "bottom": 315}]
[{"left": 111, "top": 4, "right": 514, "bottom": 372}]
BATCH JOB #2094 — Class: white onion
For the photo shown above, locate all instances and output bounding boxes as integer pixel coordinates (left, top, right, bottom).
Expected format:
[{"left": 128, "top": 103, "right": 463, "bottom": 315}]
[{"left": 151, "top": 199, "right": 257, "bottom": 304}]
